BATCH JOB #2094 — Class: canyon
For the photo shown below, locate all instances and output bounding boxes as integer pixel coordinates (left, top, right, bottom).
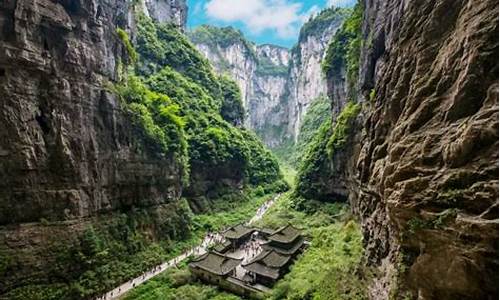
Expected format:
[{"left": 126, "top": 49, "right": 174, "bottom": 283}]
[
  {"left": 0, "top": 0, "right": 497, "bottom": 299},
  {"left": 190, "top": 8, "right": 346, "bottom": 147}
]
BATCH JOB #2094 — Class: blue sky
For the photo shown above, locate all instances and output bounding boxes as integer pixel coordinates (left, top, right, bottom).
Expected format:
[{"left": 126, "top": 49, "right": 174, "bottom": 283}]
[{"left": 187, "top": 0, "right": 356, "bottom": 48}]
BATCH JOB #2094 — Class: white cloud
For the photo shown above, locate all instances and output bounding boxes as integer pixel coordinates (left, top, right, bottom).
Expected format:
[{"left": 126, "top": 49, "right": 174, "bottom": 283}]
[
  {"left": 204, "top": 0, "right": 314, "bottom": 39},
  {"left": 328, "top": 0, "right": 356, "bottom": 8}
]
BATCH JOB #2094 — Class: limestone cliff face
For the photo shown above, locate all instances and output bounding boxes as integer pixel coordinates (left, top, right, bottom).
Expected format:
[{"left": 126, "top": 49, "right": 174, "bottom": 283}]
[
  {"left": 190, "top": 12, "right": 345, "bottom": 147},
  {"left": 0, "top": 0, "right": 189, "bottom": 295},
  {"left": 191, "top": 29, "right": 290, "bottom": 146},
  {"left": 140, "top": 0, "right": 187, "bottom": 29},
  {"left": 325, "top": 0, "right": 499, "bottom": 299},
  {"left": 195, "top": 41, "right": 258, "bottom": 114},
  {"left": 0, "top": 0, "right": 185, "bottom": 224},
  {"left": 287, "top": 19, "right": 343, "bottom": 142}
]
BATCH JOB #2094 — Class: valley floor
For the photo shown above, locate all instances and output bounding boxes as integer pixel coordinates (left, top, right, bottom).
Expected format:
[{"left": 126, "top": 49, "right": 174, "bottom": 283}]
[
  {"left": 120, "top": 191, "right": 367, "bottom": 300},
  {"left": 100, "top": 194, "right": 281, "bottom": 299}
]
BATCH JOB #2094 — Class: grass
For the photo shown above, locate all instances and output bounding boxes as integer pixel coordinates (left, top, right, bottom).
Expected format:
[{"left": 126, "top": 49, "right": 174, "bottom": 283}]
[
  {"left": 120, "top": 264, "right": 240, "bottom": 300},
  {"left": 280, "top": 164, "right": 297, "bottom": 188},
  {"left": 255, "top": 193, "right": 368, "bottom": 300}
]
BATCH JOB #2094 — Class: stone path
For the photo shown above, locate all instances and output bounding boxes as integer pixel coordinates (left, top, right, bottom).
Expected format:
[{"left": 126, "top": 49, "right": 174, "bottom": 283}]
[{"left": 96, "top": 193, "right": 281, "bottom": 300}]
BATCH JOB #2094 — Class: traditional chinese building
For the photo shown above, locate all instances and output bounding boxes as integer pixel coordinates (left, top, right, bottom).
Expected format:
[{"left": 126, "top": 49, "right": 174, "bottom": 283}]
[
  {"left": 241, "top": 249, "right": 293, "bottom": 286},
  {"left": 261, "top": 224, "right": 305, "bottom": 257},
  {"left": 213, "top": 240, "right": 232, "bottom": 254},
  {"left": 189, "top": 251, "right": 242, "bottom": 284},
  {"left": 243, "top": 224, "right": 306, "bottom": 286},
  {"left": 190, "top": 224, "right": 307, "bottom": 298},
  {"left": 223, "top": 223, "right": 254, "bottom": 250}
]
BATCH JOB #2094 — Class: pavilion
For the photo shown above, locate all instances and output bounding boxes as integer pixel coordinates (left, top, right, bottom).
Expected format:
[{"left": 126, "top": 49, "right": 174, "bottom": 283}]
[
  {"left": 189, "top": 251, "right": 242, "bottom": 284},
  {"left": 223, "top": 223, "right": 254, "bottom": 250}
]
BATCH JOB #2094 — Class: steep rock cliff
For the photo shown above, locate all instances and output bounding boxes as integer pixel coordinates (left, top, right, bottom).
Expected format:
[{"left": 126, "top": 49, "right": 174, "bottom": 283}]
[
  {"left": 189, "top": 26, "right": 290, "bottom": 146},
  {"left": 0, "top": 0, "right": 184, "bottom": 225},
  {"left": 190, "top": 9, "right": 346, "bottom": 147},
  {"left": 286, "top": 8, "right": 347, "bottom": 142},
  {"left": 0, "top": 0, "right": 191, "bottom": 297},
  {"left": 318, "top": 0, "right": 498, "bottom": 299},
  {"left": 356, "top": 0, "right": 498, "bottom": 298},
  {"left": 140, "top": 0, "right": 187, "bottom": 29}
]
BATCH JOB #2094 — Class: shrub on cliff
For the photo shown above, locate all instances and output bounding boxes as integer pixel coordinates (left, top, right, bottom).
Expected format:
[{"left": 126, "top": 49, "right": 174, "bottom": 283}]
[
  {"left": 113, "top": 75, "right": 189, "bottom": 182},
  {"left": 188, "top": 25, "right": 257, "bottom": 60},
  {"left": 218, "top": 75, "right": 245, "bottom": 126},
  {"left": 136, "top": 14, "right": 222, "bottom": 102},
  {"left": 327, "top": 101, "right": 361, "bottom": 158},
  {"left": 292, "top": 94, "right": 331, "bottom": 166},
  {"left": 295, "top": 102, "right": 360, "bottom": 200},
  {"left": 133, "top": 14, "right": 286, "bottom": 192},
  {"left": 295, "top": 118, "right": 333, "bottom": 200},
  {"left": 145, "top": 66, "right": 284, "bottom": 190},
  {"left": 322, "top": 1, "right": 363, "bottom": 97}
]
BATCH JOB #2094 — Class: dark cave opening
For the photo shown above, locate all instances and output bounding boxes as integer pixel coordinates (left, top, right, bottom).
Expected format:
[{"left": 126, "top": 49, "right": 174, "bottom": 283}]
[{"left": 35, "top": 112, "right": 51, "bottom": 134}]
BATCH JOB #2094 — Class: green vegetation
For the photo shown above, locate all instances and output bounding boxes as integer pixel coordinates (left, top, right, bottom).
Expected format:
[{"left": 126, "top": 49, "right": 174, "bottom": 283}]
[
  {"left": 406, "top": 209, "right": 458, "bottom": 234},
  {"left": 219, "top": 75, "right": 245, "bottom": 126},
  {"left": 299, "top": 7, "right": 349, "bottom": 42},
  {"left": 291, "top": 7, "right": 348, "bottom": 65},
  {"left": 144, "top": 66, "right": 285, "bottom": 191},
  {"left": 189, "top": 25, "right": 257, "bottom": 60},
  {"left": 295, "top": 101, "right": 360, "bottom": 200},
  {"left": 117, "top": 28, "right": 138, "bottom": 63},
  {"left": 256, "top": 58, "right": 289, "bottom": 77},
  {"left": 3, "top": 202, "right": 196, "bottom": 300},
  {"left": 292, "top": 95, "right": 331, "bottom": 166},
  {"left": 254, "top": 193, "right": 368, "bottom": 300},
  {"left": 326, "top": 101, "right": 361, "bottom": 158},
  {"left": 191, "top": 188, "right": 277, "bottom": 234},
  {"left": 122, "top": 264, "right": 240, "bottom": 300},
  {"left": 322, "top": 1, "right": 363, "bottom": 98},
  {"left": 135, "top": 14, "right": 222, "bottom": 101},
  {"left": 295, "top": 119, "right": 333, "bottom": 200},
  {"left": 124, "top": 192, "right": 367, "bottom": 300},
  {"left": 112, "top": 75, "right": 189, "bottom": 180},
  {"left": 132, "top": 14, "right": 286, "bottom": 196},
  {"left": 120, "top": 188, "right": 278, "bottom": 300},
  {"left": 369, "top": 88, "right": 376, "bottom": 102}
]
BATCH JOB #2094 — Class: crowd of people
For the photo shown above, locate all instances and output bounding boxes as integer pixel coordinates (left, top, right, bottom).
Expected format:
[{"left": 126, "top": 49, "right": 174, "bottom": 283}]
[{"left": 243, "top": 239, "right": 262, "bottom": 262}]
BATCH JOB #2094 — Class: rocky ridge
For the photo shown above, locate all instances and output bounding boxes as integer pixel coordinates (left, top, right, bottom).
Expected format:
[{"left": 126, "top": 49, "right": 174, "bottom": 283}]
[{"left": 319, "top": 0, "right": 499, "bottom": 299}]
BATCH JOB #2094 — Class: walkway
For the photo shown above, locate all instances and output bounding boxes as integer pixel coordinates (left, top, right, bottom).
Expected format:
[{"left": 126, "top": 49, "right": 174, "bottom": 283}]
[{"left": 96, "top": 193, "right": 281, "bottom": 300}]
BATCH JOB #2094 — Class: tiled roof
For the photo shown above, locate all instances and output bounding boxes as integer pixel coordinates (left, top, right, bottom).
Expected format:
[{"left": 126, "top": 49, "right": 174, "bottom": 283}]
[
  {"left": 243, "top": 261, "right": 280, "bottom": 279},
  {"left": 257, "top": 227, "right": 275, "bottom": 235},
  {"left": 189, "top": 251, "right": 242, "bottom": 276},
  {"left": 213, "top": 240, "right": 231, "bottom": 253},
  {"left": 268, "top": 224, "right": 301, "bottom": 244},
  {"left": 223, "top": 224, "right": 254, "bottom": 240},
  {"left": 242, "top": 250, "right": 292, "bottom": 279},
  {"left": 262, "top": 236, "right": 305, "bottom": 255},
  {"left": 245, "top": 250, "right": 291, "bottom": 268}
]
